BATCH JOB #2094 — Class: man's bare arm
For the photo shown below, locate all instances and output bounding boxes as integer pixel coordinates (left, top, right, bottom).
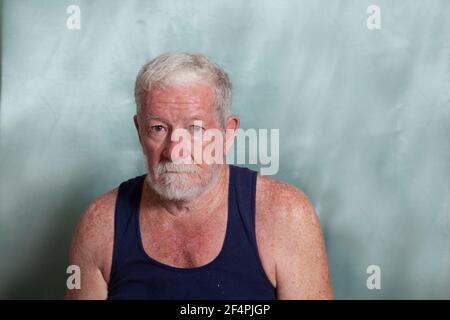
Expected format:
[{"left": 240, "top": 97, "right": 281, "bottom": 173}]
[
  {"left": 65, "top": 190, "right": 116, "bottom": 300},
  {"left": 272, "top": 185, "right": 334, "bottom": 299}
]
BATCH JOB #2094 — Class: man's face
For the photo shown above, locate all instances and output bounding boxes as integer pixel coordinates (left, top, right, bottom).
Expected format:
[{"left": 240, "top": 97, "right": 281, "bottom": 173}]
[{"left": 135, "top": 82, "right": 224, "bottom": 201}]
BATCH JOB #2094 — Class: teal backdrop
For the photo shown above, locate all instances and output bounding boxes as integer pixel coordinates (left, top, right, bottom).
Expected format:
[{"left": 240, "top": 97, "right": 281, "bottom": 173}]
[{"left": 0, "top": 0, "right": 449, "bottom": 299}]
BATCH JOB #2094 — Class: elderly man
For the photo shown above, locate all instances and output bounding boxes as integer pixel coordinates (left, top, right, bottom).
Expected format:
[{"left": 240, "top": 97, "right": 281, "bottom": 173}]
[{"left": 66, "top": 53, "right": 334, "bottom": 300}]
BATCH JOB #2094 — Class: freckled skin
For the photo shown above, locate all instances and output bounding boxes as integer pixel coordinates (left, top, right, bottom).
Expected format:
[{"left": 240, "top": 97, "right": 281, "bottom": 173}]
[{"left": 66, "top": 83, "right": 334, "bottom": 300}]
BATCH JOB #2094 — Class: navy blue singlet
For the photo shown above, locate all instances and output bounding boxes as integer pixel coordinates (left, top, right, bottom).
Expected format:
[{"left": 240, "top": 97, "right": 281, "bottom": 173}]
[{"left": 107, "top": 165, "right": 277, "bottom": 300}]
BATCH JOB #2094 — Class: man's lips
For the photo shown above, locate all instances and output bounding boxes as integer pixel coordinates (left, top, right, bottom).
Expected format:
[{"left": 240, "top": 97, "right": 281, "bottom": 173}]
[{"left": 163, "top": 171, "right": 190, "bottom": 173}]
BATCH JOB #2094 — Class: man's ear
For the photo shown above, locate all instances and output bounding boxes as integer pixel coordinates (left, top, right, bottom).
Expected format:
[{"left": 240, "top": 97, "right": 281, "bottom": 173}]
[
  {"left": 134, "top": 114, "right": 143, "bottom": 148},
  {"left": 223, "top": 115, "right": 240, "bottom": 156}
]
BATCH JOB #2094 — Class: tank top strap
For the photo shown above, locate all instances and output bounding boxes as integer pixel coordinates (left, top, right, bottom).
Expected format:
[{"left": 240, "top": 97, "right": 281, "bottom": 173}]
[
  {"left": 218, "top": 165, "right": 274, "bottom": 291},
  {"left": 227, "top": 165, "right": 259, "bottom": 251},
  {"left": 109, "top": 174, "right": 146, "bottom": 280}
]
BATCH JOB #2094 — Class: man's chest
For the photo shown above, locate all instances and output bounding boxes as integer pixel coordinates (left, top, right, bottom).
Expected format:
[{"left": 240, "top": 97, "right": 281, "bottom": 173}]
[
  {"left": 137, "top": 202, "right": 277, "bottom": 287},
  {"left": 139, "top": 209, "right": 227, "bottom": 268}
]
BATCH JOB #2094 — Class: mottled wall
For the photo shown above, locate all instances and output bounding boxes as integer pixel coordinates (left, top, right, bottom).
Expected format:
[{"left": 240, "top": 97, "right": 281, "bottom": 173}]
[{"left": 0, "top": 0, "right": 449, "bottom": 299}]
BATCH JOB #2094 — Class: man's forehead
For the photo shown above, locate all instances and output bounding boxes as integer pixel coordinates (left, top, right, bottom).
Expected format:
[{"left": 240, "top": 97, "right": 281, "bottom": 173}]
[
  {"left": 141, "top": 83, "right": 218, "bottom": 124},
  {"left": 146, "top": 83, "right": 215, "bottom": 105}
]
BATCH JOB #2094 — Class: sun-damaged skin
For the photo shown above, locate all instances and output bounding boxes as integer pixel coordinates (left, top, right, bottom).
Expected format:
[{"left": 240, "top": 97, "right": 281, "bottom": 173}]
[{"left": 65, "top": 83, "right": 334, "bottom": 300}]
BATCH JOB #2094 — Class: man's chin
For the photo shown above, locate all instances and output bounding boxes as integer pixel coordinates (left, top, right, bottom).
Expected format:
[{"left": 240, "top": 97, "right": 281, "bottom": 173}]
[
  {"left": 146, "top": 179, "right": 204, "bottom": 202},
  {"left": 155, "top": 186, "right": 203, "bottom": 202},
  {"left": 145, "top": 165, "right": 222, "bottom": 201}
]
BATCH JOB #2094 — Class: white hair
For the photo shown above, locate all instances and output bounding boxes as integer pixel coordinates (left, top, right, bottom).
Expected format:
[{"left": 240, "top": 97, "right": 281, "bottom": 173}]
[{"left": 134, "top": 53, "right": 232, "bottom": 127}]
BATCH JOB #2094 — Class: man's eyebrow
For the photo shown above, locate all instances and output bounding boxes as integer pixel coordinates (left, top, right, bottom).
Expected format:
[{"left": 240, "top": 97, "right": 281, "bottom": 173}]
[
  {"left": 145, "top": 115, "right": 168, "bottom": 123},
  {"left": 152, "top": 101, "right": 200, "bottom": 104},
  {"left": 144, "top": 114, "right": 207, "bottom": 123},
  {"left": 187, "top": 115, "right": 205, "bottom": 121}
]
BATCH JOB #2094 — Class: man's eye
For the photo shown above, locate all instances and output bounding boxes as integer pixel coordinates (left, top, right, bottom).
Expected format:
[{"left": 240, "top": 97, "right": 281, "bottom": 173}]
[
  {"left": 150, "top": 125, "right": 166, "bottom": 133},
  {"left": 190, "top": 125, "right": 204, "bottom": 133}
]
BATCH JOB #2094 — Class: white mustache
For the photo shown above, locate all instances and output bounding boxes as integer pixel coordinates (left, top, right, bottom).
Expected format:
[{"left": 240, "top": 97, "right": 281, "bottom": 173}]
[{"left": 154, "top": 162, "right": 199, "bottom": 175}]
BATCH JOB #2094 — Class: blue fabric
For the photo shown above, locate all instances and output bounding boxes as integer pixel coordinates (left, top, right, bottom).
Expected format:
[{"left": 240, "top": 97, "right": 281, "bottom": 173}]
[{"left": 107, "top": 165, "right": 277, "bottom": 300}]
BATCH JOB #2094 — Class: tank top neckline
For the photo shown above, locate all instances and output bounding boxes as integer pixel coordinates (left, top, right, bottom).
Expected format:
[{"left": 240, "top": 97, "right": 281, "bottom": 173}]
[{"left": 134, "top": 166, "right": 233, "bottom": 272}]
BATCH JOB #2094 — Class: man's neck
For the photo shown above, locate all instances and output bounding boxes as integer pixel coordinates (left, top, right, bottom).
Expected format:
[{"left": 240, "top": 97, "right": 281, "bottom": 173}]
[{"left": 143, "top": 165, "right": 229, "bottom": 221}]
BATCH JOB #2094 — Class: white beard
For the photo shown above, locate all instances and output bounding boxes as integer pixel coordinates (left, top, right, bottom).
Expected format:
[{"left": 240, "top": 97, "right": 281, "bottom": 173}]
[{"left": 145, "top": 161, "right": 221, "bottom": 201}]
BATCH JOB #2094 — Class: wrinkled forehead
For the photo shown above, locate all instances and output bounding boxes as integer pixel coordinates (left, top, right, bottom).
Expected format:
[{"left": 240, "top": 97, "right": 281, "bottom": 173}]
[{"left": 143, "top": 83, "right": 216, "bottom": 114}]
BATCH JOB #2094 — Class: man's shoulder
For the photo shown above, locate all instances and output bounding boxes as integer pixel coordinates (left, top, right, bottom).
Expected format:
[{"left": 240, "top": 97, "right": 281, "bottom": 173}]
[
  {"left": 255, "top": 174, "right": 319, "bottom": 230},
  {"left": 70, "top": 187, "right": 118, "bottom": 259},
  {"left": 80, "top": 188, "right": 118, "bottom": 229},
  {"left": 69, "top": 187, "right": 119, "bottom": 281},
  {"left": 256, "top": 175, "right": 313, "bottom": 212},
  {"left": 254, "top": 174, "right": 324, "bottom": 290},
  {"left": 79, "top": 173, "right": 145, "bottom": 227}
]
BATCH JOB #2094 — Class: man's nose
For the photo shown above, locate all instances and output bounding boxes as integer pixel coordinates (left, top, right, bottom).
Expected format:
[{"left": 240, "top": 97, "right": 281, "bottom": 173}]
[{"left": 162, "top": 130, "right": 192, "bottom": 163}]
